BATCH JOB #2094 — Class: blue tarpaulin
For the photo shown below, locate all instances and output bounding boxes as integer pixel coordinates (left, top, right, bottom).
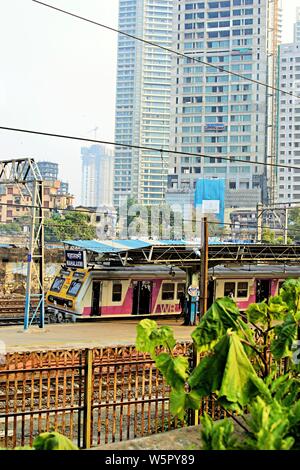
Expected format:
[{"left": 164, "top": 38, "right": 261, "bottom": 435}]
[{"left": 194, "top": 178, "right": 225, "bottom": 224}]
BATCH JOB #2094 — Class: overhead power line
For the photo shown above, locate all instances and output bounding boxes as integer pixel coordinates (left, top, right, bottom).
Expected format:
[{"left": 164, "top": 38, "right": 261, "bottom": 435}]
[
  {"left": 0, "top": 125, "right": 299, "bottom": 171},
  {"left": 0, "top": 201, "right": 300, "bottom": 236},
  {"left": 32, "top": 0, "right": 300, "bottom": 100}
]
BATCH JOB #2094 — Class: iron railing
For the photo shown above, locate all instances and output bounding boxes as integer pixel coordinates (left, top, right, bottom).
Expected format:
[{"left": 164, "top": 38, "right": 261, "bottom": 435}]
[{"left": 0, "top": 343, "right": 194, "bottom": 449}]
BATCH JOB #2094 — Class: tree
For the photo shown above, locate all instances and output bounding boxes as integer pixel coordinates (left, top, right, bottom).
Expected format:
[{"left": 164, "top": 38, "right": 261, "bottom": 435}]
[
  {"left": 288, "top": 208, "right": 300, "bottom": 243},
  {"left": 44, "top": 212, "right": 96, "bottom": 242},
  {"left": 136, "top": 279, "right": 300, "bottom": 450},
  {"left": 262, "top": 228, "right": 292, "bottom": 245}
]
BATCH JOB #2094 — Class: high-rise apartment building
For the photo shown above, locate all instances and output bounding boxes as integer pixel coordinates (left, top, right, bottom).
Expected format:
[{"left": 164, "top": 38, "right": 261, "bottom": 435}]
[
  {"left": 278, "top": 30, "right": 300, "bottom": 202},
  {"left": 37, "top": 161, "right": 58, "bottom": 181},
  {"left": 81, "top": 144, "right": 114, "bottom": 207},
  {"left": 294, "top": 7, "right": 300, "bottom": 43},
  {"left": 114, "top": 0, "right": 173, "bottom": 206},
  {"left": 37, "top": 161, "right": 70, "bottom": 195},
  {"left": 167, "top": 0, "right": 280, "bottom": 207}
]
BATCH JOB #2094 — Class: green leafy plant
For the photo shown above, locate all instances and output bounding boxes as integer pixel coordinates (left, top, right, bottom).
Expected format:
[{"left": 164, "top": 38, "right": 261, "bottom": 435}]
[
  {"left": 136, "top": 279, "right": 300, "bottom": 450},
  {"left": 0, "top": 432, "right": 78, "bottom": 451}
]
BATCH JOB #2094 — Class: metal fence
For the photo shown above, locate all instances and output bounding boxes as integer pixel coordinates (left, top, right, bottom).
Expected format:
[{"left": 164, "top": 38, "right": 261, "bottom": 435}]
[{"left": 0, "top": 343, "right": 197, "bottom": 449}]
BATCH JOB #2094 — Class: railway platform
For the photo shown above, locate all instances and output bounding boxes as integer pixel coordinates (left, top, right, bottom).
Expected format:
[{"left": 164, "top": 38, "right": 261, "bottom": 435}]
[{"left": 0, "top": 319, "right": 194, "bottom": 353}]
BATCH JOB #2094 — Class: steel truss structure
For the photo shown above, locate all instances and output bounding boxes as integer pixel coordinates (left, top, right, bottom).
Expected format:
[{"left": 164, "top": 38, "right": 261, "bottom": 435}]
[
  {"left": 0, "top": 159, "right": 44, "bottom": 329},
  {"left": 64, "top": 240, "right": 300, "bottom": 270}
]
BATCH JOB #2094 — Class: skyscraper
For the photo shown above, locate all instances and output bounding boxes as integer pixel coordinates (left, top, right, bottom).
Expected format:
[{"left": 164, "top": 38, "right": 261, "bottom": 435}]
[
  {"left": 294, "top": 7, "right": 300, "bottom": 43},
  {"left": 81, "top": 144, "right": 114, "bottom": 207},
  {"left": 167, "top": 0, "right": 280, "bottom": 208},
  {"left": 114, "top": 0, "right": 173, "bottom": 207},
  {"left": 278, "top": 13, "right": 300, "bottom": 203}
]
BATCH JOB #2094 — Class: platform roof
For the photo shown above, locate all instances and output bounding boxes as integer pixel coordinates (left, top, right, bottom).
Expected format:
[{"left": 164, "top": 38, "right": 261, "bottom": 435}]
[{"left": 63, "top": 239, "right": 300, "bottom": 269}]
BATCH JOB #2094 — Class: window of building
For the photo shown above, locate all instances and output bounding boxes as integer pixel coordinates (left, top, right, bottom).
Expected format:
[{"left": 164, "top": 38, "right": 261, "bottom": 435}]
[
  {"left": 112, "top": 281, "right": 122, "bottom": 302},
  {"left": 162, "top": 283, "right": 175, "bottom": 300},
  {"left": 237, "top": 282, "right": 248, "bottom": 298}
]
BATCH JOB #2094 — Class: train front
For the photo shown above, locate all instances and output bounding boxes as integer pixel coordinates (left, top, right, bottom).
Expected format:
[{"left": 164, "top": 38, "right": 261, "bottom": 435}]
[{"left": 46, "top": 267, "right": 88, "bottom": 322}]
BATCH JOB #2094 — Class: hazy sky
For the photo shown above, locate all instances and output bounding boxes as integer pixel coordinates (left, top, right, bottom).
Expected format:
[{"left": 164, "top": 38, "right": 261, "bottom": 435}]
[{"left": 0, "top": 0, "right": 299, "bottom": 203}]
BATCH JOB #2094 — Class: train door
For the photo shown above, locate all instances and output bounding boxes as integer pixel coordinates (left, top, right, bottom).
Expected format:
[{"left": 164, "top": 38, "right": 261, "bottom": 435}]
[
  {"left": 207, "top": 280, "right": 215, "bottom": 309},
  {"left": 256, "top": 280, "right": 270, "bottom": 303},
  {"left": 91, "top": 281, "right": 102, "bottom": 316},
  {"left": 132, "top": 281, "right": 152, "bottom": 315}
]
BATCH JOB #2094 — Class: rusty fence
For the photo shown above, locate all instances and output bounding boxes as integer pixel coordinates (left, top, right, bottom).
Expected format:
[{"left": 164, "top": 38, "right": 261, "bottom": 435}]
[
  {"left": 1, "top": 343, "right": 282, "bottom": 449},
  {"left": 1, "top": 343, "right": 212, "bottom": 449}
]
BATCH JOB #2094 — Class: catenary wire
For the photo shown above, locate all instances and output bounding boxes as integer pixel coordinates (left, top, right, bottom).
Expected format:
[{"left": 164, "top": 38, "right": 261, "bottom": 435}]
[
  {"left": 0, "top": 125, "right": 298, "bottom": 171},
  {"left": 32, "top": 0, "right": 300, "bottom": 100}
]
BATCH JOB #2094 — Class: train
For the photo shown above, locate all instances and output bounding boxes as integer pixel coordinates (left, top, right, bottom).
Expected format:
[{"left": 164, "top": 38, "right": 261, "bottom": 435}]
[{"left": 45, "top": 264, "right": 300, "bottom": 322}]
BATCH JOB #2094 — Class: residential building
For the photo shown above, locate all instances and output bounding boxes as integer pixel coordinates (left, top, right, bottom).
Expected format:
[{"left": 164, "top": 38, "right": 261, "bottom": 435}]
[
  {"left": 37, "top": 161, "right": 58, "bottom": 181},
  {"left": 81, "top": 145, "right": 114, "bottom": 207},
  {"left": 278, "top": 21, "right": 300, "bottom": 202},
  {"left": 114, "top": 0, "right": 173, "bottom": 207},
  {"left": 167, "top": 0, "right": 281, "bottom": 208},
  {"left": 75, "top": 205, "right": 117, "bottom": 239},
  {"left": 0, "top": 181, "right": 74, "bottom": 224},
  {"left": 294, "top": 7, "right": 300, "bottom": 43},
  {"left": 37, "top": 161, "right": 69, "bottom": 195}
]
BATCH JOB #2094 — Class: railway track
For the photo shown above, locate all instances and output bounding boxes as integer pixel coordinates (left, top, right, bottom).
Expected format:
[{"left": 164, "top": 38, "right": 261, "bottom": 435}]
[{"left": 0, "top": 298, "right": 41, "bottom": 326}]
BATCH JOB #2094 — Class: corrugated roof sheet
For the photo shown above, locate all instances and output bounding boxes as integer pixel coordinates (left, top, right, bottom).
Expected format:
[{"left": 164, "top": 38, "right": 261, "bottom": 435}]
[{"left": 63, "top": 239, "right": 196, "bottom": 254}]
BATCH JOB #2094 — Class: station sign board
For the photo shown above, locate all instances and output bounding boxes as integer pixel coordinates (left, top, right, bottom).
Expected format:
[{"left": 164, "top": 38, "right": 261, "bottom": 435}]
[
  {"left": 65, "top": 250, "right": 87, "bottom": 269},
  {"left": 188, "top": 285, "right": 200, "bottom": 297}
]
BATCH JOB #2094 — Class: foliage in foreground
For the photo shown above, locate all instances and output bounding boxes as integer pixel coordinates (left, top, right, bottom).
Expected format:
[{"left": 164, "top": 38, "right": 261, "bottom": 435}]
[
  {"left": 136, "top": 279, "right": 300, "bottom": 450},
  {"left": 0, "top": 432, "right": 78, "bottom": 451}
]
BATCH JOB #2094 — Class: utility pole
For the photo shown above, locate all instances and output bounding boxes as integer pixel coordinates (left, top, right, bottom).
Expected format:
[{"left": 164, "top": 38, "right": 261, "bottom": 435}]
[
  {"left": 199, "top": 217, "right": 209, "bottom": 320},
  {"left": 257, "top": 203, "right": 263, "bottom": 243},
  {"left": 284, "top": 207, "right": 288, "bottom": 245}
]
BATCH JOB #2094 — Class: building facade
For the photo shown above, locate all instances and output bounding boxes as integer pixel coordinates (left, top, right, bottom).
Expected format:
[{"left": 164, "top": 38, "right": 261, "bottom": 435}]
[
  {"left": 81, "top": 145, "right": 114, "bottom": 207},
  {"left": 294, "top": 7, "right": 300, "bottom": 43},
  {"left": 0, "top": 181, "right": 74, "bottom": 224},
  {"left": 167, "top": 0, "right": 280, "bottom": 208},
  {"left": 114, "top": 0, "right": 173, "bottom": 207},
  {"left": 278, "top": 38, "right": 300, "bottom": 203},
  {"left": 37, "top": 161, "right": 69, "bottom": 195}
]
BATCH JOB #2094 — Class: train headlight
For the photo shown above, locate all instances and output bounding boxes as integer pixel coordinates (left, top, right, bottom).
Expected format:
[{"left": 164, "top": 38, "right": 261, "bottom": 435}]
[
  {"left": 67, "top": 300, "right": 73, "bottom": 308},
  {"left": 48, "top": 296, "right": 54, "bottom": 303}
]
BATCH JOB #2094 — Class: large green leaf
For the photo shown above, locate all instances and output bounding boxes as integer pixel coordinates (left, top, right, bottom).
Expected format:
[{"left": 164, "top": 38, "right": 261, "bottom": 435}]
[
  {"left": 246, "top": 301, "right": 268, "bottom": 325},
  {"left": 268, "top": 296, "right": 289, "bottom": 320},
  {"left": 246, "top": 297, "right": 288, "bottom": 325},
  {"left": 280, "top": 279, "right": 300, "bottom": 312},
  {"left": 200, "top": 413, "right": 237, "bottom": 451},
  {"left": 189, "top": 332, "right": 260, "bottom": 410},
  {"left": 192, "top": 298, "right": 250, "bottom": 353},
  {"left": 270, "top": 314, "right": 298, "bottom": 360},
  {"left": 244, "top": 397, "right": 295, "bottom": 450},
  {"left": 155, "top": 353, "right": 189, "bottom": 390},
  {"left": 169, "top": 388, "right": 201, "bottom": 421},
  {"left": 136, "top": 319, "right": 176, "bottom": 358}
]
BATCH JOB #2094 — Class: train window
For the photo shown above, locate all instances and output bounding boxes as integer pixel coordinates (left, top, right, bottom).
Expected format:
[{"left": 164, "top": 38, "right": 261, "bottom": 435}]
[
  {"left": 50, "top": 277, "right": 65, "bottom": 293},
  {"left": 237, "top": 282, "right": 248, "bottom": 298},
  {"left": 224, "top": 282, "right": 235, "bottom": 297},
  {"left": 112, "top": 282, "right": 122, "bottom": 302},
  {"left": 162, "top": 283, "right": 175, "bottom": 300},
  {"left": 177, "top": 283, "right": 186, "bottom": 299},
  {"left": 67, "top": 280, "right": 82, "bottom": 297}
]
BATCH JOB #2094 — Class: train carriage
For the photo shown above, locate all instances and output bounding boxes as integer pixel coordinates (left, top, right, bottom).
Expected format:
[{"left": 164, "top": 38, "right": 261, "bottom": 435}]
[
  {"left": 46, "top": 265, "right": 186, "bottom": 322},
  {"left": 45, "top": 264, "right": 300, "bottom": 322}
]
